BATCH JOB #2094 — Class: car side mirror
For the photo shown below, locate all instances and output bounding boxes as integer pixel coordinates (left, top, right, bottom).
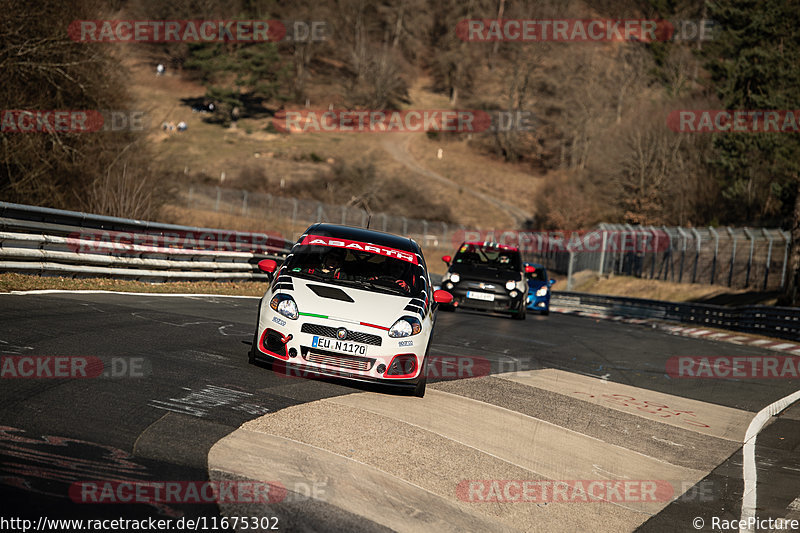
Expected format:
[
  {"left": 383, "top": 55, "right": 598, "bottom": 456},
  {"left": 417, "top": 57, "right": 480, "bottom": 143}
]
[
  {"left": 433, "top": 290, "right": 453, "bottom": 304},
  {"left": 258, "top": 259, "right": 277, "bottom": 273},
  {"left": 549, "top": 279, "right": 556, "bottom": 286},
  {"left": 441, "top": 255, "right": 451, "bottom": 266}
]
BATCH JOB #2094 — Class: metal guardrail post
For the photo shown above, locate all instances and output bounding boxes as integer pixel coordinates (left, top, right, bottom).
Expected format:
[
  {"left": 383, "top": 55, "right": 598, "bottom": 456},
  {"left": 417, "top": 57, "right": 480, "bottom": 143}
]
[
  {"left": 661, "top": 225, "right": 672, "bottom": 281},
  {"left": 598, "top": 230, "right": 607, "bottom": 276},
  {"left": 648, "top": 226, "right": 658, "bottom": 280},
  {"left": 743, "top": 228, "right": 755, "bottom": 287},
  {"left": 709, "top": 227, "right": 719, "bottom": 285},
  {"left": 691, "top": 228, "right": 701, "bottom": 283},
  {"left": 762, "top": 228, "right": 774, "bottom": 290},
  {"left": 780, "top": 230, "right": 791, "bottom": 289},
  {"left": 726, "top": 227, "right": 737, "bottom": 287},
  {"left": 676, "top": 227, "right": 688, "bottom": 283},
  {"left": 567, "top": 250, "right": 575, "bottom": 290}
]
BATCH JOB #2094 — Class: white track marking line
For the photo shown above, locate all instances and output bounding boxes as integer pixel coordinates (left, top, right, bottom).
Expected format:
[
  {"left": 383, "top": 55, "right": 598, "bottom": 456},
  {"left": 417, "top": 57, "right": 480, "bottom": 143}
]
[
  {"left": 740, "top": 390, "right": 800, "bottom": 533},
  {"left": 4, "top": 289, "right": 259, "bottom": 298}
]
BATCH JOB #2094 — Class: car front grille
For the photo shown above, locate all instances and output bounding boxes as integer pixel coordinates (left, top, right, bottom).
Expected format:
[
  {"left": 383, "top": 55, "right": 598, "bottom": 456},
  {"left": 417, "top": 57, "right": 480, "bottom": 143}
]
[
  {"left": 300, "top": 323, "right": 382, "bottom": 346},
  {"left": 302, "top": 348, "right": 376, "bottom": 372}
]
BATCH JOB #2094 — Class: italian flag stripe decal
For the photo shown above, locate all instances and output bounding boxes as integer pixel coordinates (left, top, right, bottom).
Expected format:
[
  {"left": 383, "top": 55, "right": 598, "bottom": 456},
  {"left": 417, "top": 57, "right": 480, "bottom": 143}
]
[
  {"left": 299, "top": 312, "right": 328, "bottom": 319},
  {"left": 297, "top": 312, "right": 389, "bottom": 331}
]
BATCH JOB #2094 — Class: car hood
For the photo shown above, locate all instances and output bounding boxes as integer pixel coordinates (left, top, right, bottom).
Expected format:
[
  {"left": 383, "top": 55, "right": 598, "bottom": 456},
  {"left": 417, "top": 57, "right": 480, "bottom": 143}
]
[
  {"left": 527, "top": 280, "right": 548, "bottom": 289},
  {"left": 448, "top": 264, "right": 521, "bottom": 283},
  {"left": 281, "top": 275, "right": 423, "bottom": 328}
]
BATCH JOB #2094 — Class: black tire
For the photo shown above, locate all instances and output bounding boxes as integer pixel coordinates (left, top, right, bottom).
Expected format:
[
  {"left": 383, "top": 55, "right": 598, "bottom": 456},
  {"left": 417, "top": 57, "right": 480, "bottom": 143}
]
[
  {"left": 438, "top": 303, "right": 455, "bottom": 312},
  {"left": 248, "top": 328, "right": 258, "bottom": 364},
  {"left": 413, "top": 345, "right": 431, "bottom": 397},
  {"left": 542, "top": 308, "right": 550, "bottom": 316}
]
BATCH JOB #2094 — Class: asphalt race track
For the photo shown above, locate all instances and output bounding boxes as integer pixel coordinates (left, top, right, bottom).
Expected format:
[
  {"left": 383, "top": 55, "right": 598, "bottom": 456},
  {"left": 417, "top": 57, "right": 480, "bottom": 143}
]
[{"left": 1, "top": 291, "right": 799, "bottom": 532}]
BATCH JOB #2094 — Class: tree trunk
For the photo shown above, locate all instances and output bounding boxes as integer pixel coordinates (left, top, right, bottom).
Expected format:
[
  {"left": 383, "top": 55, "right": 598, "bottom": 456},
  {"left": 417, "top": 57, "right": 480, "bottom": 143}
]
[{"left": 783, "top": 185, "right": 800, "bottom": 306}]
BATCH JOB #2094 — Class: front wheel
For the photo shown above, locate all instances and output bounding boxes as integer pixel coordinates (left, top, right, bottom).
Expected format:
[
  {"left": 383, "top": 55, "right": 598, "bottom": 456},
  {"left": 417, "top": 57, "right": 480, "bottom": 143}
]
[{"left": 413, "top": 346, "right": 431, "bottom": 397}]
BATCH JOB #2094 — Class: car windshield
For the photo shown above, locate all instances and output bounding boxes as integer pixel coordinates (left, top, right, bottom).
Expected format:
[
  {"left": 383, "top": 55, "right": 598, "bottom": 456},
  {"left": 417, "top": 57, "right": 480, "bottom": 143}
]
[
  {"left": 453, "top": 243, "right": 521, "bottom": 271},
  {"left": 527, "top": 267, "right": 547, "bottom": 281},
  {"left": 283, "top": 244, "right": 423, "bottom": 296}
]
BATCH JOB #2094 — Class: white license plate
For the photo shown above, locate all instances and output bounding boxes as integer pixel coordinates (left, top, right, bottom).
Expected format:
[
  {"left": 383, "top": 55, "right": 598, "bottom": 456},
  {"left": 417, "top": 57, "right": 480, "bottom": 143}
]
[
  {"left": 312, "top": 336, "right": 367, "bottom": 355},
  {"left": 466, "top": 291, "right": 495, "bottom": 302}
]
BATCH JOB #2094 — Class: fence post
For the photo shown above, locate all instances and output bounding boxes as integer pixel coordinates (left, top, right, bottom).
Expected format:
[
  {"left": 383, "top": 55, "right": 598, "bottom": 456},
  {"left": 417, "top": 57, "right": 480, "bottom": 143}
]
[
  {"left": 402, "top": 217, "right": 408, "bottom": 236},
  {"left": 780, "top": 230, "right": 791, "bottom": 289},
  {"left": 316, "top": 203, "right": 323, "bottom": 223},
  {"left": 726, "top": 227, "right": 737, "bottom": 287},
  {"left": 187, "top": 186, "right": 194, "bottom": 209},
  {"left": 648, "top": 226, "right": 658, "bottom": 280},
  {"left": 291, "top": 199, "right": 298, "bottom": 235},
  {"left": 762, "top": 228, "right": 773, "bottom": 291},
  {"left": 691, "top": 228, "right": 701, "bottom": 283},
  {"left": 743, "top": 228, "right": 755, "bottom": 287},
  {"left": 567, "top": 250, "right": 575, "bottom": 290},
  {"left": 661, "top": 225, "right": 672, "bottom": 281},
  {"left": 341, "top": 206, "right": 347, "bottom": 225},
  {"left": 214, "top": 186, "right": 221, "bottom": 212},
  {"left": 709, "top": 227, "right": 719, "bottom": 285},
  {"left": 599, "top": 230, "right": 608, "bottom": 276},
  {"left": 677, "top": 227, "right": 688, "bottom": 283},
  {"left": 422, "top": 220, "right": 428, "bottom": 236},
  {"left": 241, "top": 190, "right": 248, "bottom": 216},
  {"left": 382, "top": 214, "right": 388, "bottom": 232}
]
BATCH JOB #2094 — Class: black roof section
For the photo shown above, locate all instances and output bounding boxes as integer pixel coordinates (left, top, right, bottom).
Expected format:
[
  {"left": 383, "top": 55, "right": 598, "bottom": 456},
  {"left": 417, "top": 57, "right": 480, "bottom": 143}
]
[{"left": 301, "top": 223, "right": 420, "bottom": 254}]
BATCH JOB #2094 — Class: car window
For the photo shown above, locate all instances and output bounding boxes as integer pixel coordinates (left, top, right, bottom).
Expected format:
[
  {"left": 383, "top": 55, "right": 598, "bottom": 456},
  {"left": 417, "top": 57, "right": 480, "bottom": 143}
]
[
  {"left": 453, "top": 243, "right": 522, "bottom": 271},
  {"left": 527, "top": 268, "right": 547, "bottom": 281},
  {"left": 284, "top": 244, "right": 421, "bottom": 296}
]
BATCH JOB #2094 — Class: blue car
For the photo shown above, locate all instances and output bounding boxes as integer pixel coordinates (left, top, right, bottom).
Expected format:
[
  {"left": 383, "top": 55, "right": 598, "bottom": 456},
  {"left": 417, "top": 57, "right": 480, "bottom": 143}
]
[{"left": 525, "top": 263, "right": 556, "bottom": 315}]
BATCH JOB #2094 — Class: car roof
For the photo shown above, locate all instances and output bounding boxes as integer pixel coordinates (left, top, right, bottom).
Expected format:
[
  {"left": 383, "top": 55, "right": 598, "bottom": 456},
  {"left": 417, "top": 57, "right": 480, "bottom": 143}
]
[
  {"left": 302, "top": 223, "right": 420, "bottom": 254},
  {"left": 463, "top": 241, "right": 520, "bottom": 252}
]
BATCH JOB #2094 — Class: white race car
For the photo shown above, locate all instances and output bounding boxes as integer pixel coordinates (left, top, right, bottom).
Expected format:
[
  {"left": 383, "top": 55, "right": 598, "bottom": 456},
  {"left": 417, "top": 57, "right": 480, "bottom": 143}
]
[{"left": 249, "top": 223, "right": 453, "bottom": 397}]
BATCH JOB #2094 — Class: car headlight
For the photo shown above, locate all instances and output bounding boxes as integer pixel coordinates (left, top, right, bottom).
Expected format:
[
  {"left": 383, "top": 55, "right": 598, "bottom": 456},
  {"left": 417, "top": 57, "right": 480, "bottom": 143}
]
[
  {"left": 270, "top": 294, "right": 298, "bottom": 320},
  {"left": 449, "top": 273, "right": 460, "bottom": 283},
  {"left": 536, "top": 287, "right": 548, "bottom": 297},
  {"left": 388, "top": 316, "right": 422, "bottom": 338},
  {"left": 505, "top": 280, "right": 516, "bottom": 291}
]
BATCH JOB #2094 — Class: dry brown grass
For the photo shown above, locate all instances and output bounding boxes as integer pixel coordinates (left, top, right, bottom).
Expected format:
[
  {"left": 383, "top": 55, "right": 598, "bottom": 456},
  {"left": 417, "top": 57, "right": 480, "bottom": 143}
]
[
  {"left": 560, "top": 271, "right": 779, "bottom": 305},
  {"left": 0, "top": 273, "right": 268, "bottom": 296}
]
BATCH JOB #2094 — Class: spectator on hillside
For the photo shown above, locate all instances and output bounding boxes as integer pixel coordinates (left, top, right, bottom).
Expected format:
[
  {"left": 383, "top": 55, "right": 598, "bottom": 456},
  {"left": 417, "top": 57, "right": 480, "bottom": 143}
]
[{"left": 156, "top": 64, "right": 165, "bottom": 76}]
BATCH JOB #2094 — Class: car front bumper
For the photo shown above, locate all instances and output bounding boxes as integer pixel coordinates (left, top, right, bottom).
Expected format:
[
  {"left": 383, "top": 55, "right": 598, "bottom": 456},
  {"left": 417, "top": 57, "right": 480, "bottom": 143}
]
[{"left": 254, "top": 313, "right": 428, "bottom": 386}]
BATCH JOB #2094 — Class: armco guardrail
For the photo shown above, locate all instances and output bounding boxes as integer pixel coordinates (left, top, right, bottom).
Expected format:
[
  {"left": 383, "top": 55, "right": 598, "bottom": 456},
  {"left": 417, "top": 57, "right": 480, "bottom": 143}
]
[
  {"left": 552, "top": 291, "right": 800, "bottom": 342},
  {"left": 0, "top": 202, "right": 294, "bottom": 282}
]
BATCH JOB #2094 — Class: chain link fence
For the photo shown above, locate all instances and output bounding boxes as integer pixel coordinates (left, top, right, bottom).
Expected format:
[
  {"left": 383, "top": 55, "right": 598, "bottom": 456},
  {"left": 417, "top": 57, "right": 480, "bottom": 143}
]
[
  {"left": 182, "top": 184, "right": 463, "bottom": 250},
  {"left": 523, "top": 224, "right": 790, "bottom": 291},
  {"left": 182, "top": 185, "right": 791, "bottom": 291}
]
